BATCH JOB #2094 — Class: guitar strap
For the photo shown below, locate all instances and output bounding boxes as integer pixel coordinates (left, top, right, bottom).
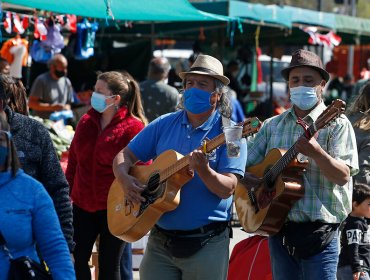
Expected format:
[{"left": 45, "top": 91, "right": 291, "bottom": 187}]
[
  {"left": 302, "top": 102, "right": 324, "bottom": 123},
  {"left": 297, "top": 104, "right": 323, "bottom": 162}
]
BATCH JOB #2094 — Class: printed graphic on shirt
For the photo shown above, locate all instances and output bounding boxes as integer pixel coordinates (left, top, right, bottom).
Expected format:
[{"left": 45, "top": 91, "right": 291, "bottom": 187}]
[
  {"left": 346, "top": 228, "right": 370, "bottom": 245},
  {"left": 207, "top": 149, "right": 217, "bottom": 161}
]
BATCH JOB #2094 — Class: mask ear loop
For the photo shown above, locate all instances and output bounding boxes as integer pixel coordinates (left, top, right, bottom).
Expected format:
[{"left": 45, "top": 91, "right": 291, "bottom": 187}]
[
  {"left": 110, "top": 95, "right": 119, "bottom": 111},
  {"left": 104, "top": 95, "right": 117, "bottom": 112}
]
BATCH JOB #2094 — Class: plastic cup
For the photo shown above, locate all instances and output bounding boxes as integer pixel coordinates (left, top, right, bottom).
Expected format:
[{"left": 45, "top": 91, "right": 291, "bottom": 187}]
[{"left": 223, "top": 125, "right": 243, "bottom": 158}]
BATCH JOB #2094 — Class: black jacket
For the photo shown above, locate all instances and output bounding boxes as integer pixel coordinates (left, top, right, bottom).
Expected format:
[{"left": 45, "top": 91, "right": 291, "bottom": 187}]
[
  {"left": 6, "top": 106, "right": 74, "bottom": 252},
  {"left": 338, "top": 215, "right": 370, "bottom": 273}
]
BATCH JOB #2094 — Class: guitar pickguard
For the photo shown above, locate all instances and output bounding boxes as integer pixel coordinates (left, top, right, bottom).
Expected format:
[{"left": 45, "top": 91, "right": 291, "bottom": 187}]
[
  {"left": 126, "top": 172, "right": 166, "bottom": 217},
  {"left": 136, "top": 182, "right": 166, "bottom": 216}
]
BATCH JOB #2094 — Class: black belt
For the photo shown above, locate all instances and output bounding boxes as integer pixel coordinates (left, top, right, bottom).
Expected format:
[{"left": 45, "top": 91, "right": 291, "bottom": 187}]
[{"left": 155, "top": 221, "right": 229, "bottom": 236}]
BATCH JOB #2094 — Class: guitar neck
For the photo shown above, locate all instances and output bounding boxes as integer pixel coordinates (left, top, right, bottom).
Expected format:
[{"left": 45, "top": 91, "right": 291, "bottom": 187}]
[
  {"left": 262, "top": 100, "right": 345, "bottom": 187},
  {"left": 159, "top": 133, "right": 226, "bottom": 181},
  {"left": 263, "top": 124, "right": 316, "bottom": 184}
]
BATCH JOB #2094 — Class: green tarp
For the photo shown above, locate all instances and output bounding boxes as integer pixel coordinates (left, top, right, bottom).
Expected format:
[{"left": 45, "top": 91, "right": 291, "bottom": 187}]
[
  {"left": 4, "top": 0, "right": 232, "bottom": 22},
  {"left": 282, "top": 6, "right": 336, "bottom": 29},
  {"left": 197, "top": 1, "right": 335, "bottom": 29},
  {"left": 229, "top": 1, "right": 291, "bottom": 28},
  {"left": 335, "top": 14, "right": 370, "bottom": 35},
  {"left": 196, "top": 1, "right": 370, "bottom": 36},
  {"left": 5, "top": 0, "right": 370, "bottom": 38}
]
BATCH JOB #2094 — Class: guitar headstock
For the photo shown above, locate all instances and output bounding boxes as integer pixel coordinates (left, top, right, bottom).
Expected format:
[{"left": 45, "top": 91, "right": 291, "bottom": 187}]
[
  {"left": 315, "top": 99, "right": 346, "bottom": 131},
  {"left": 240, "top": 117, "right": 261, "bottom": 137}
]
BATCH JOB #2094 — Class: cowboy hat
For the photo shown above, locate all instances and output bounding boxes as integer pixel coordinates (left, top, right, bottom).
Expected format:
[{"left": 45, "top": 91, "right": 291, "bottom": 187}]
[
  {"left": 179, "top": 54, "right": 230, "bottom": 85},
  {"left": 281, "top": 49, "right": 330, "bottom": 82}
]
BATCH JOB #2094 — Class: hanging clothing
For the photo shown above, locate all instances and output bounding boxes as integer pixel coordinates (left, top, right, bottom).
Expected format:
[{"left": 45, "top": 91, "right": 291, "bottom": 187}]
[
  {"left": 0, "top": 37, "right": 29, "bottom": 67},
  {"left": 40, "top": 23, "right": 65, "bottom": 54},
  {"left": 9, "top": 44, "right": 27, "bottom": 78},
  {"left": 74, "top": 19, "right": 98, "bottom": 60}
]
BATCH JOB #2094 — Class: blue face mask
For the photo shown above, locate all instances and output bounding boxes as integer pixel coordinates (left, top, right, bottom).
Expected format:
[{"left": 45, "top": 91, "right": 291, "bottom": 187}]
[
  {"left": 0, "top": 146, "right": 8, "bottom": 166},
  {"left": 290, "top": 86, "right": 319, "bottom": 111},
  {"left": 183, "top": 88, "right": 215, "bottom": 114},
  {"left": 91, "top": 92, "right": 115, "bottom": 113}
]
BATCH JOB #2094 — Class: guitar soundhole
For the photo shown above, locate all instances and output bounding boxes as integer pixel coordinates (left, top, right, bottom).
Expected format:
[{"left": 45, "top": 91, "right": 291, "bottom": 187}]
[
  {"left": 146, "top": 172, "right": 161, "bottom": 194},
  {"left": 263, "top": 165, "right": 275, "bottom": 191}
]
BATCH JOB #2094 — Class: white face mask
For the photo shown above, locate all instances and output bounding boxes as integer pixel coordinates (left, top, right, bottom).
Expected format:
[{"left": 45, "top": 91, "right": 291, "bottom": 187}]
[
  {"left": 290, "top": 86, "right": 318, "bottom": 111},
  {"left": 91, "top": 92, "right": 115, "bottom": 113}
]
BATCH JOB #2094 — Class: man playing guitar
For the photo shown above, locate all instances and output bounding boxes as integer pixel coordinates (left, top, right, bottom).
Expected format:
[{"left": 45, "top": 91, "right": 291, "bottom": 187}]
[
  {"left": 239, "top": 49, "right": 359, "bottom": 280},
  {"left": 113, "top": 54, "right": 247, "bottom": 280}
]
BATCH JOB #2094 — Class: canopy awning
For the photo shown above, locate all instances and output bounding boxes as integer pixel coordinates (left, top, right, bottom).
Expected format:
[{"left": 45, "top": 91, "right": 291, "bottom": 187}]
[
  {"left": 3, "top": 0, "right": 233, "bottom": 22},
  {"left": 194, "top": 1, "right": 370, "bottom": 44},
  {"left": 282, "top": 6, "right": 336, "bottom": 30},
  {"left": 335, "top": 14, "right": 370, "bottom": 36}
]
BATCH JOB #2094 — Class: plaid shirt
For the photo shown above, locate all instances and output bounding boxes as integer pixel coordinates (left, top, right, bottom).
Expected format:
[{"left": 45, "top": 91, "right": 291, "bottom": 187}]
[{"left": 246, "top": 102, "right": 359, "bottom": 223}]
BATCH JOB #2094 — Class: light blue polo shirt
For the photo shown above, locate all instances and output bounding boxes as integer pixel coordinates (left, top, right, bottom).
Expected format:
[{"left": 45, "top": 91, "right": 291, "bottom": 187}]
[{"left": 128, "top": 110, "right": 247, "bottom": 230}]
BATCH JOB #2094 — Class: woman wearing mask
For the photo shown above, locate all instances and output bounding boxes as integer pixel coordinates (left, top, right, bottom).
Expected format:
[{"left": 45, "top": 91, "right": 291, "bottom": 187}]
[
  {"left": 66, "top": 71, "right": 147, "bottom": 279},
  {"left": 0, "top": 116, "right": 75, "bottom": 279}
]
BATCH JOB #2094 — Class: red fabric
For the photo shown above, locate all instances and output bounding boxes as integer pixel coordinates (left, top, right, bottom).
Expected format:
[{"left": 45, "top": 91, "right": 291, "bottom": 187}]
[
  {"left": 66, "top": 15, "right": 77, "bottom": 33},
  {"left": 60, "top": 151, "right": 69, "bottom": 174},
  {"left": 66, "top": 106, "right": 145, "bottom": 212},
  {"left": 22, "top": 16, "right": 29, "bottom": 30},
  {"left": 303, "top": 27, "right": 342, "bottom": 49},
  {"left": 4, "top": 12, "right": 12, "bottom": 34},
  {"left": 256, "top": 47, "right": 263, "bottom": 84},
  {"left": 12, "top": 14, "right": 24, "bottom": 34},
  {"left": 228, "top": 235, "right": 272, "bottom": 280}
]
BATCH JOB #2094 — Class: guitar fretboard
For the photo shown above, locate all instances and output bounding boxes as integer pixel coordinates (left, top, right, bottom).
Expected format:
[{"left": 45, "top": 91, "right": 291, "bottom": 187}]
[
  {"left": 159, "top": 133, "right": 227, "bottom": 182},
  {"left": 263, "top": 124, "right": 316, "bottom": 186}
]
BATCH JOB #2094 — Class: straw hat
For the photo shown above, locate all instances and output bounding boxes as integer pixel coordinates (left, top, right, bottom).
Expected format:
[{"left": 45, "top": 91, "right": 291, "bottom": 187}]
[
  {"left": 179, "top": 54, "right": 230, "bottom": 85},
  {"left": 281, "top": 49, "right": 330, "bottom": 82}
]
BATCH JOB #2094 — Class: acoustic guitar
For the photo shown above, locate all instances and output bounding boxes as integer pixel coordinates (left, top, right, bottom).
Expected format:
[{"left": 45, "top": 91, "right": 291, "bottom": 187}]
[
  {"left": 235, "top": 99, "right": 345, "bottom": 236},
  {"left": 108, "top": 117, "right": 261, "bottom": 242}
]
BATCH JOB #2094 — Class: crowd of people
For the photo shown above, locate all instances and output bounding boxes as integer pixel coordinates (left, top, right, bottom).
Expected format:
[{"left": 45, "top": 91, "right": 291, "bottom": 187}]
[{"left": 0, "top": 47, "right": 368, "bottom": 280}]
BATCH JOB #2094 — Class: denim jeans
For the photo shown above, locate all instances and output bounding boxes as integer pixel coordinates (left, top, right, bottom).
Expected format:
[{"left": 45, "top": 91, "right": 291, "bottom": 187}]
[
  {"left": 120, "top": 242, "right": 133, "bottom": 280},
  {"left": 269, "top": 232, "right": 339, "bottom": 280},
  {"left": 337, "top": 265, "right": 370, "bottom": 280}
]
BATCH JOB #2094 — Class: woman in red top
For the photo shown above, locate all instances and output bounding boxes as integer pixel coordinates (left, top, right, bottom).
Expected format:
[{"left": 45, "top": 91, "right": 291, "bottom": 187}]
[{"left": 66, "top": 71, "right": 147, "bottom": 280}]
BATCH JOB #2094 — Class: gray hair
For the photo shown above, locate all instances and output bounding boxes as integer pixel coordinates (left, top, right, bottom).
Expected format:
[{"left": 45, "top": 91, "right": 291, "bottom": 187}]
[
  {"left": 216, "top": 80, "right": 232, "bottom": 119},
  {"left": 178, "top": 77, "right": 232, "bottom": 119}
]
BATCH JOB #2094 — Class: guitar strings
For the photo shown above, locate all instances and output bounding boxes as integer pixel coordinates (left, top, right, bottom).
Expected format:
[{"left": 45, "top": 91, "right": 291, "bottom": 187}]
[{"left": 262, "top": 124, "right": 315, "bottom": 187}]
